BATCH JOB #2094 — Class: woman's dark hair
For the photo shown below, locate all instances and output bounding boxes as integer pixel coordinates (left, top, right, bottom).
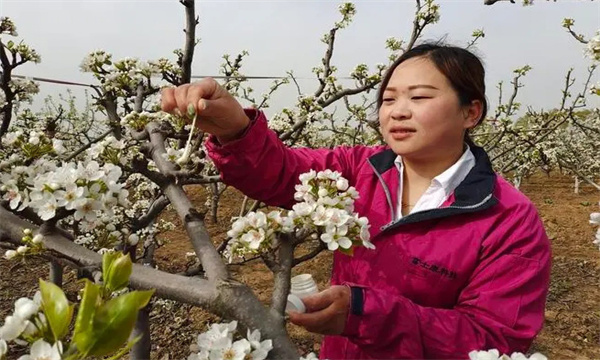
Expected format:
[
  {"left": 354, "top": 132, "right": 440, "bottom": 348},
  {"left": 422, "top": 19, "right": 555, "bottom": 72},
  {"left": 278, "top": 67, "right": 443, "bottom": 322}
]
[{"left": 377, "top": 42, "right": 488, "bottom": 145}]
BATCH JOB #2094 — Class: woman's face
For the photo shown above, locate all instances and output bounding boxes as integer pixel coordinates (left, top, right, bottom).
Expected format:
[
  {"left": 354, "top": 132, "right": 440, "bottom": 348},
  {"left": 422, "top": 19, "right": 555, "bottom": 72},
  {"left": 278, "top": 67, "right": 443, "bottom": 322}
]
[{"left": 379, "top": 56, "right": 481, "bottom": 161}]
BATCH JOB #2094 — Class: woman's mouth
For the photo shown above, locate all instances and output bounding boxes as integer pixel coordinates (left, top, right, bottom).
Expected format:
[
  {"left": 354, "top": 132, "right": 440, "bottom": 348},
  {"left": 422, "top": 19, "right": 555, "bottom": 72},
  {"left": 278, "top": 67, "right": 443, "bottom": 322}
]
[{"left": 389, "top": 127, "right": 416, "bottom": 140}]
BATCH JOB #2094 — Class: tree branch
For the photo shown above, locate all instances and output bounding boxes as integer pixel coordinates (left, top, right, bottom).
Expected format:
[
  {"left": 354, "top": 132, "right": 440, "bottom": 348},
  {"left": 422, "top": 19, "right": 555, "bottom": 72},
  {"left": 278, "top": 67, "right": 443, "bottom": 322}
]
[
  {"left": 145, "top": 121, "right": 228, "bottom": 282},
  {"left": 180, "top": 0, "right": 197, "bottom": 84}
]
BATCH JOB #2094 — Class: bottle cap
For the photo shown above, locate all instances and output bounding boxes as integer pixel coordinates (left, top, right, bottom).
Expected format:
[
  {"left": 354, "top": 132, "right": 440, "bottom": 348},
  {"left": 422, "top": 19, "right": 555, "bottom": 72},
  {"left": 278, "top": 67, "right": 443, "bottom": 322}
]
[{"left": 285, "top": 294, "right": 306, "bottom": 314}]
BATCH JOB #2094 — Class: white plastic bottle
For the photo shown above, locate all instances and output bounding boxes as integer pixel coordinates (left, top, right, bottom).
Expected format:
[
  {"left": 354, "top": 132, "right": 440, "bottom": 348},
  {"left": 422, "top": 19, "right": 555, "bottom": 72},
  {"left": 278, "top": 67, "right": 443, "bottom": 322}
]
[{"left": 286, "top": 274, "right": 319, "bottom": 314}]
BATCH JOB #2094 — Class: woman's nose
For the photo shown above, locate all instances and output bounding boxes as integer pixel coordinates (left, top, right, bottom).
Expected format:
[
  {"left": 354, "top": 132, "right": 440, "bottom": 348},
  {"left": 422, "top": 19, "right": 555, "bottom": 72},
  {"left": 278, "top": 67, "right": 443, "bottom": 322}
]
[{"left": 390, "top": 101, "right": 411, "bottom": 120}]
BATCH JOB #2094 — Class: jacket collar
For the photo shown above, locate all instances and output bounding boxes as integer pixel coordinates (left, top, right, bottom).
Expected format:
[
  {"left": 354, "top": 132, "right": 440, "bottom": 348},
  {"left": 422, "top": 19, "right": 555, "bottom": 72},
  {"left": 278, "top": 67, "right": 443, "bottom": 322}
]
[{"left": 368, "top": 145, "right": 498, "bottom": 231}]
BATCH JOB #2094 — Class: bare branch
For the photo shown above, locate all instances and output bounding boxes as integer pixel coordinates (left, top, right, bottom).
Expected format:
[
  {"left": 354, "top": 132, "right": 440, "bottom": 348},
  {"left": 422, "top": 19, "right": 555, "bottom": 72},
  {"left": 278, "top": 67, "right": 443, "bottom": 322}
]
[
  {"left": 270, "top": 234, "right": 295, "bottom": 318},
  {"left": 132, "top": 195, "right": 170, "bottom": 232},
  {"left": 313, "top": 28, "right": 337, "bottom": 99},
  {"left": 146, "top": 121, "right": 228, "bottom": 282},
  {"left": 0, "top": 206, "right": 217, "bottom": 306},
  {"left": 180, "top": 0, "right": 197, "bottom": 84},
  {"left": 293, "top": 241, "right": 326, "bottom": 266},
  {"left": 64, "top": 128, "right": 113, "bottom": 162},
  {"left": 483, "top": 0, "right": 515, "bottom": 5}
]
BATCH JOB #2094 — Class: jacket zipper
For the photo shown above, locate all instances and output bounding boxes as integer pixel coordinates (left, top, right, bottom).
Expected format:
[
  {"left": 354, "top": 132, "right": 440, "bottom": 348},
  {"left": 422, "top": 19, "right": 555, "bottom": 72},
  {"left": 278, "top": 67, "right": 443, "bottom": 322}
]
[{"left": 368, "top": 161, "right": 396, "bottom": 221}]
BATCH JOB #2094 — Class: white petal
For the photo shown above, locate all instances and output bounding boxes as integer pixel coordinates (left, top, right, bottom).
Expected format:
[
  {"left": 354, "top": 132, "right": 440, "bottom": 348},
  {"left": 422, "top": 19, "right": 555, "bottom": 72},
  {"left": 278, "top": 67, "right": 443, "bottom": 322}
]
[
  {"left": 527, "top": 354, "right": 548, "bottom": 360},
  {"left": 337, "top": 237, "right": 352, "bottom": 249},
  {"left": 327, "top": 241, "right": 339, "bottom": 251}
]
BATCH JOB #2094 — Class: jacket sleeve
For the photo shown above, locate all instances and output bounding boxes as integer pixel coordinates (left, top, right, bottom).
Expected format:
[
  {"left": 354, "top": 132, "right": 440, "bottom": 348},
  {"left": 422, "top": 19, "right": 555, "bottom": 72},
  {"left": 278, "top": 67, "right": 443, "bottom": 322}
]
[
  {"left": 341, "top": 202, "right": 552, "bottom": 359},
  {"left": 205, "top": 109, "right": 364, "bottom": 209}
]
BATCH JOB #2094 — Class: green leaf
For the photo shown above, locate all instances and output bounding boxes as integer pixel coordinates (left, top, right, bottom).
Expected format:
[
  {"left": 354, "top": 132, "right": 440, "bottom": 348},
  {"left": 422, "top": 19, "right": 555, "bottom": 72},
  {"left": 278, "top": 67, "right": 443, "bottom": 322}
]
[
  {"left": 104, "top": 335, "right": 142, "bottom": 360},
  {"left": 102, "top": 251, "right": 120, "bottom": 288},
  {"left": 87, "top": 290, "right": 154, "bottom": 357},
  {"left": 39, "top": 280, "right": 74, "bottom": 342},
  {"left": 7, "top": 40, "right": 14, "bottom": 48},
  {"left": 72, "top": 280, "right": 101, "bottom": 357},
  {"left": 105, "top": 254, "right": 132, "bottom": 293}
]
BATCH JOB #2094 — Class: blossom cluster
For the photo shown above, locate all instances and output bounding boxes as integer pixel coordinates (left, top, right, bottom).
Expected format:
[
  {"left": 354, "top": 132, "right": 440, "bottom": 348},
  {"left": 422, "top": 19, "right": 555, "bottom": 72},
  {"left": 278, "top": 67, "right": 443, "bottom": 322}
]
[
  {"left": 8, "top": 78, "right": 40, "bottom": 104},
  {"left": 3, "top": 229, "right": 44, "bottom": 261},
  {"left": 2, "top": 129, "right": 65, "bottom": 162},
  {"left": 417, "top": 0, "right": 441, "bottom": 24},
  {"left": 0, "top": 292, "right": 62, "bottom": 360},
  {"left": 585, "top": 31, "right": 600, "bottom": 62},
  {"left": 85, "top": 135, "right": 128, "bottom": 165},
  {"left": 79, "top": 51, "right": 164, "bottom": 96},
  {"left": 120, "top": 111, "right": 174, "bottom": 132},
  {"left": 69, "top": 175, "right": 174, "bottom": 251},
  {"left": 469, "top": 349, "right": 547, "bottom": 360},
  {"left": 1, "top": 159, "right": 128, "bottom": 224},
  {"left": 187, "top": 321, "right": 272, "bottom": 360},
  {"left": 0, "top": 17, "right": 17, "bottom": 36},
  {"left": 226, "top": 170, "right": 374, "bottom": 261}
]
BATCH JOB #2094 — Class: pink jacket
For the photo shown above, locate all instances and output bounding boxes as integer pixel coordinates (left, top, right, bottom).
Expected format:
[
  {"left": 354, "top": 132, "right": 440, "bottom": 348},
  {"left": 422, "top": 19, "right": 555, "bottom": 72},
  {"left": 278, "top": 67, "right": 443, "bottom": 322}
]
[{"left": 206, "top": 110, "right": 552, "bottom": 360}]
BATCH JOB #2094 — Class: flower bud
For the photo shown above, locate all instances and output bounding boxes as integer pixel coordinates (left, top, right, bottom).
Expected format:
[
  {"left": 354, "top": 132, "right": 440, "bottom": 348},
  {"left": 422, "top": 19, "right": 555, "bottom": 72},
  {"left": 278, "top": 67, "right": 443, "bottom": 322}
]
[
  {"left": 17, "top": 245, "right": 29, "bottom": 255},
  {"left": 32, "top": 234, "right": 44, "bottom": 244},
  {"left": 4, "top": 250, "right": 17, "bottom": 260},
  {"left": 103, "top": 252, "right": 133, "bottom": 292},
  {"left": 127, "top": 234, "right": 139, "bottom": 246}
]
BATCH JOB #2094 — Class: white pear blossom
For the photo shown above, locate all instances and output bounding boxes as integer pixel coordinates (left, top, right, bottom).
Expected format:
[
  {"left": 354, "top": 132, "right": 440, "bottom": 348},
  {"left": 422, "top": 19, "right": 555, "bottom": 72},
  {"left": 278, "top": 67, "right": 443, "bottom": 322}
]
[
  {"left": 28, "top": 136, "right": 40, "bottom": 146},
  {"left": 31, "top": 234, "right": 44, "bottom": 244},
  {"left": 14, "top": 297, "right": 40, "bottom": 320},
  {"left": 246, "top": 212, "right": 267, "bottom": 228},
  {"left": 298, "top": 169, "right": 316, "bottom": 183},
  {"left": 38, "top": 197, "right": 58, "bottom": 221},
  {"left": 590, "top": 212, "right": 600, "bottom": 225},
  {"left": 196, "top": 327, "right": 230, "bottom": 351},
  {"left": 0, "top": 315, "right": 27, "bottom": 341},
  {"left": 585, "top": 31, "right": 600, "bottom": 61},
  {"left": 73, "top": 198, "right": 102, "bottom": 222},
  {"left": 468, "top": 349, "right": 547, "bottom": 360},
  {"left": 2, "top": 185, "right": 21, "bottom": 210},
  {"left": 336, "top": 177, "right": 349, "bottom": 191},
  {"left": 292, "top": 202, "right": 315, "bottom": 217},
  {"left": 3, "top": 130, "right": 22, "bottom": 146},
  {"left": 226, "top": 170, "right": 374, "bottom": 259},
  {"left": 240, "top": 229, "right": 266, "bottom": 250},
  {"left": 16, "top": 246, "right": 29, "bottom": 255},
  {"left": 17, "top": 339, "right": 61, "bottom": 360},
  {"left": 299, "top": 353, "right": 318, "bottom": 360},
  {"left": 321, "top": 224, "right": 352, "bottom": 251},
  {"left": 4, "top": 250, "right": 17, "bottom": 260},
  {"left": 208, "top": 339, "right": 251, "bottom": 360},
  {"left": 246, "top": 329, "right": 272, "bottom": 360},
  {"left": 52, "top": 139, "right": 66, "bottom": 155},
  {"left": 294, "top": 184, "right": 313, "bottom": 202},
  {"left": 267, "top": 211, "right": 283, "bottom": 225},
  {"left": 128, "top": 234, "right": 140, "bottom": 246}
]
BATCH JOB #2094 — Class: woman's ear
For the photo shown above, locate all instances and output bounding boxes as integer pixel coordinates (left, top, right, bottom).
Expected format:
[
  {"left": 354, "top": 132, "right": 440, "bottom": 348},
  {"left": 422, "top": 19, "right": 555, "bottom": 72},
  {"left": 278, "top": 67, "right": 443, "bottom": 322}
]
[{"left": 462, "top": 99, "right": 483, "bottom": 129}]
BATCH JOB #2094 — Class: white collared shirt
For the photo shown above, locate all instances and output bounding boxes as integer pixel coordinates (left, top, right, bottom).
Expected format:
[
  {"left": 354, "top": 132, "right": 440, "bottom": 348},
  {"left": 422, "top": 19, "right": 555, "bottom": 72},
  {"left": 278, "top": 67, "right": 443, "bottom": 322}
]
[{"left": 395, "top": 145, "right": 475, "bottom": 220}]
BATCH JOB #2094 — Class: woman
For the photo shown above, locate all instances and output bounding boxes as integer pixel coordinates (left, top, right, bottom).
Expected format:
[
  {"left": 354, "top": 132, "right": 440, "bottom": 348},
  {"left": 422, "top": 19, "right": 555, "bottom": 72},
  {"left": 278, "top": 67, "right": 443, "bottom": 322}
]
[{"left": 161, "top": 43, "right": 551, "bottom": 360}]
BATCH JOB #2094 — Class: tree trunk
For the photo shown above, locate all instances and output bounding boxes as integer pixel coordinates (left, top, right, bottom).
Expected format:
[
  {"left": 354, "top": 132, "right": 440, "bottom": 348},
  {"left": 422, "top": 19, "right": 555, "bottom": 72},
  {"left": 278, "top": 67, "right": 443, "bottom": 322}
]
[{"left": 49, "top": 260, "right": 63, "bottom": 287}]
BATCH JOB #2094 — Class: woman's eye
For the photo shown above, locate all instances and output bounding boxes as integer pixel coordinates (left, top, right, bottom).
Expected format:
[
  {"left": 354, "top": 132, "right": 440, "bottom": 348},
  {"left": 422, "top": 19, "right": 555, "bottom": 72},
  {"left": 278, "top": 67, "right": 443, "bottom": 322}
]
[
  {"left": 412, "top": 96, "right": 430, "bottom": 100},
  {"left": 382, "top": 98, "right": 394, "bottom": 102}
]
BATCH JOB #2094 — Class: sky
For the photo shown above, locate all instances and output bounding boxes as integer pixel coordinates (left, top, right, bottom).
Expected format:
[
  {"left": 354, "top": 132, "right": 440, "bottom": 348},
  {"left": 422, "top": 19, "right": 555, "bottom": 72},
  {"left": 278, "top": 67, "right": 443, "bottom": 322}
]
[{"left": 0, "top": 0, "right": 599, "bottom": 119}]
